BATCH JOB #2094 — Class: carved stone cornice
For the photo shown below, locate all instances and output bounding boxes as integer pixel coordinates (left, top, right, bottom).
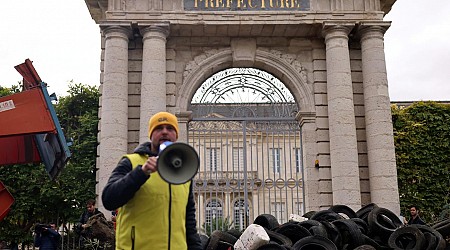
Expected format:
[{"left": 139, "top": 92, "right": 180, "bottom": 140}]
[{"left": 84, "top": 0, "right": 108, "bottom": 23}]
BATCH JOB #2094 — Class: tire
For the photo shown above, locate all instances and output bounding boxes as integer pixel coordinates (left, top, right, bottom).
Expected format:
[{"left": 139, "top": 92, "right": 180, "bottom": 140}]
[
  {"left": 411, "top": 224, "right": 446, "bottom": 250},
  {"left": 275, "top": 221, "right": 311, "bottom": 245},
  {"left": 367, "top": 207, "right": 403, "bottom": 242},
  {"left": 255, "top": 214, "right": 280, "bottom": 230},
  {"left": 329, "top": 205, "right": 357, "bottom": 219},
  {"left": 292, "top": 235, "right": 338, "bottom": 250},
  {"left": 216, "top": 240, "right": 234, "bottom": 250},
  {"left": 424, "top": 232, "right": 438, "bottom": 250},
  {"left": 298, "top": 220, "right": 328, "bottom": 237},
  {"left": 362, "top": 234, "right": 387, "bottom": 249},
  {"left": 351, "top": 218, "right": 370, "bottom": 235},
  {"left": 310, "top": 210, "right": 344, "bottom": 223},
  {"left": 302, "top": 211, "right": 317, "bottom": 219},
  {"left": 205, "top": 235, "right": 219, "bottom": 250},
  {"left": 431, "top": 218, "right": 450, "bottom": 238},
  {"left": 353, "top": 245, "right": 377, "bottom": 250},
  {"left": 387, "top": 226, "right": 425, "bottom": 250},
  {"left": 226, "top": 228, "right": 242, "bottom": 239},
  {"left": 331, "top": 219, "right": 366, "bottom": 249},
  {"left": 320, "top": 220, "right": 343, "bottom": 249},
  {"left": 309, "top": 225, "right": 329, "bottom": 238},
  {"left": 265, "top": 228, "right": 293, "bottom": 248},
  {"left": 210, "top": 230, "right": 238, "bottom": 245},
  {"left": 356, "top": 203, "right": 379, "bottom": 223},
  {"left": 257, "top": 243, "right": 288, "bottom": 250},
  {"left": 199, "top": 234, "right": 209, "bottom": 249}
]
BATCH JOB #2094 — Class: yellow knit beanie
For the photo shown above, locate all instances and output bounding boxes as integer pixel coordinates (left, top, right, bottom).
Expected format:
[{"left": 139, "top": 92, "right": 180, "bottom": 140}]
[{"left": 148, "top": 112, "right": 179, "bottom": 138}]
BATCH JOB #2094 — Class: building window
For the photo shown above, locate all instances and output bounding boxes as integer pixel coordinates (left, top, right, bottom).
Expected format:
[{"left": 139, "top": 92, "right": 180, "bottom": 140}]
[
  {"left": 271, "top": 202, "right": 285, "bottom": 224},
  {"left": 206, "top": 147, "right": 220, "bottom": 172},
  {"left": 205, "top": 199, "right": 223, "bottom": 232},
  {"left": 270, "top": 148, "right": 281, "bottom": 173},
  {"left": 294, "top": 148, "right": 302, "bottom": 173},
  {"left": 234, "top": 199, "right": 248, "bottom": 231},
  {"left": 233, "top": 147, "right": 244, "bottom": 171}
]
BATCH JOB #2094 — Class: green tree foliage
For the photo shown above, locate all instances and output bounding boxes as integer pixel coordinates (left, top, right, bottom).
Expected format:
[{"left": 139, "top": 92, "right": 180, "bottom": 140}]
[
  {"left": 0, "top": 82, "right": 99, "bottom": 245},
  {"left": 53, "top": 82, "right": 100, "bottom": 219},
  {"left": 392, "top": 101, "right": 450, "bottom": 223},
  {"left": 0, "top": 85, "right": 20, "bottom": 96}
]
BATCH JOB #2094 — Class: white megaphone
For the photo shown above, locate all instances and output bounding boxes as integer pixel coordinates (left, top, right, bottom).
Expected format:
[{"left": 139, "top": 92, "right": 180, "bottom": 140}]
[{"left": 157, "top": 141, "right": 200, "bottom": 184}]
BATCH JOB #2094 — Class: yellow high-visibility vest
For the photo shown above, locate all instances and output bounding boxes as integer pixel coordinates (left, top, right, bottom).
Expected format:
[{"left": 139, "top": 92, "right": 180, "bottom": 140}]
[{"left": 116, "top": 153, "right": 191, "bottom": 250}]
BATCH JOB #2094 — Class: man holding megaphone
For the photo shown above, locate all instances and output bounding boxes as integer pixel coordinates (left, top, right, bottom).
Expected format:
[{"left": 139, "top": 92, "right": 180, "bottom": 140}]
[{"left": 102, "top": 112, "right": 202, "bottom": 250}]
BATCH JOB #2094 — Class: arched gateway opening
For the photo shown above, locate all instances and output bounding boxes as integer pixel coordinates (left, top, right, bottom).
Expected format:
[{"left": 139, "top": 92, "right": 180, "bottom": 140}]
[{"left": 188, "top": 68, "right": 304, "bottom": 233}]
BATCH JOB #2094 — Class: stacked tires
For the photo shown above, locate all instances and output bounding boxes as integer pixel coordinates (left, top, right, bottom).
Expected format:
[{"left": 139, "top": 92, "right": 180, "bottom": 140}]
[{"left": 202, "top": 203, "right": 450, "bottom": 250}]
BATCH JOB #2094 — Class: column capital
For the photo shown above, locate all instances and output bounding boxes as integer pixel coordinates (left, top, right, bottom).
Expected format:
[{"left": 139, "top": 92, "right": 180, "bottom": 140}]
[
  {"left": 100, "top": 23, "right": 133, "bottom": 40},
  {"left": 176, "top": 111, "right": 193, "bottom": 124},
  {"left": 296, "top": 111, "right": 316, "bottom": 126},
  {"left": 322, "top": 21, "right": 356, "bottom": 40},
  {"left": 357, "top": 21, "right": 391, "bottom": 41},
  {"left": 139, "top": 23, "right": 170, "bottom": 42}
]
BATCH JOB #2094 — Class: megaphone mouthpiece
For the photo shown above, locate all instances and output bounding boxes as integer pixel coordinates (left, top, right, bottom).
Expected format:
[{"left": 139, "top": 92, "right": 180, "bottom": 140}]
[{"left": 170, "top": 156, "right": 182, "bottom": 168}]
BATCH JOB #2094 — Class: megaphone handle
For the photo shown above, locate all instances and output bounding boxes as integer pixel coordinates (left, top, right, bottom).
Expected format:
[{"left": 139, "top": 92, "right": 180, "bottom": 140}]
[{"left": 141, "top": 155, "right": 158, "bottom": 175}]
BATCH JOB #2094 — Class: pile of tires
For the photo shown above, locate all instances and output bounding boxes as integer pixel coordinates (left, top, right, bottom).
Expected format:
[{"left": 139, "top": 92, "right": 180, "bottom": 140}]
[{"left": 201, "top": 203, "right": 450, "bottom": 250}]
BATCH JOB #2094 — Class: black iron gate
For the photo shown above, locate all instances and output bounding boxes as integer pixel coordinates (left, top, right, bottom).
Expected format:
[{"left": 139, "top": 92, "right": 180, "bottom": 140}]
[{"left": 188, "top": 118, "right": 304, "bottom": 234}]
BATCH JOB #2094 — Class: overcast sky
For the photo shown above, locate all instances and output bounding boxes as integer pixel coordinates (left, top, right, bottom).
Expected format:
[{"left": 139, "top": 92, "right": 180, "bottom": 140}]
[{"left": 1, "top": 0, "right": 448, "bottom": 101}]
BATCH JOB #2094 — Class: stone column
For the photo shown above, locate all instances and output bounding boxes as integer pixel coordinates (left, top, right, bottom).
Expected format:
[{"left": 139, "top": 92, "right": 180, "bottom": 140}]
[
  {"left": 197, "top": 193, "right": 204, "bottom": 229},
  {"left": 358, "top": 22, "right": 400, "bottom": 215},
  {"left": 322, "top": 22, "right": 361, "bottom": 210},
  {"left": 225, "top": 192, "right": 231, "bottom": 220},
  {"left": 138, "top": 24, "right": 170, "bottom": 143},
  {"left": 97, "top": 24, "right": 132, "bottom": 212},
  {"left": 297, "top": 111, "right": 321, "bottom": 212}
]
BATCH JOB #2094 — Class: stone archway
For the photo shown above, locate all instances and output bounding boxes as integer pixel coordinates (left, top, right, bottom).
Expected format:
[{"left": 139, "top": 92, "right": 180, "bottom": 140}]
[{"left": 176, "top": 47, "right": 314, "bottom": 114}]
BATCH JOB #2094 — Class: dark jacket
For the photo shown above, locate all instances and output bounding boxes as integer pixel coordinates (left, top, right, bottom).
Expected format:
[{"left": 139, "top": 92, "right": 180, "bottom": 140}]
[
  {"left": 79, "top": 208, "right": 103, "bottom": 225},
  {"left": 102, "top": 142, "right": 202, "bottom": 250},
  {"left": 34, "top": 228, "right": 60, "bottom": 250},
  {"left": 408, "top": 216, "right": 426, "bottom": 225},
  {"left": 76, "top": 208, "right": 104, "bottom": 235}
]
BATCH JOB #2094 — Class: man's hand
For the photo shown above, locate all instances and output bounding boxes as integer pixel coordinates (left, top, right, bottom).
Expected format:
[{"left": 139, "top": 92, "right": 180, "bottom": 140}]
[{"left": 142, "top": 156, "right": 158, "bottom": 175}]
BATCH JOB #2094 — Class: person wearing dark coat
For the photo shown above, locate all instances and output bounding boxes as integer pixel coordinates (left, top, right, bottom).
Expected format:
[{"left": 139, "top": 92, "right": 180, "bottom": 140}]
[
  {"left": 102, "top": 112, "right": 202, "bottom": 250},
  {"left": 407, "top": 205, "right": 426, "bottom": 225},
  {"left": 76, "top": 199, "right": 104, "bottom": 235},
  {"left": 34, "top": 223, "right": 60, "bottom": 250}
]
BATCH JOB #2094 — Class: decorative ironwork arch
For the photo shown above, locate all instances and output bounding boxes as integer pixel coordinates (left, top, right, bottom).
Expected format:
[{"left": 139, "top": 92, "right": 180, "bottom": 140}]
[{"left": 190, "top": 68, "right": 297, "bottom": 119}]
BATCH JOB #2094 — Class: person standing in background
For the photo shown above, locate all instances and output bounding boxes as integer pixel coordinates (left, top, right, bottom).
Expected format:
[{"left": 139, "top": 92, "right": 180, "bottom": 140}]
[
  {"left": 406, "top": 205, "right": 426, "bottom": 225},
  {"left": 34, "top": 223, "right": 60, "bottom": 250}
]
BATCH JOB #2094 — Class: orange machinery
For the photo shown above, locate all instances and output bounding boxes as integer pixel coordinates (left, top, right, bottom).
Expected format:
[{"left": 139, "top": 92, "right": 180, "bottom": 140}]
[{"left": 0, "top": 59, "right": 72, "bottom": 221}]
